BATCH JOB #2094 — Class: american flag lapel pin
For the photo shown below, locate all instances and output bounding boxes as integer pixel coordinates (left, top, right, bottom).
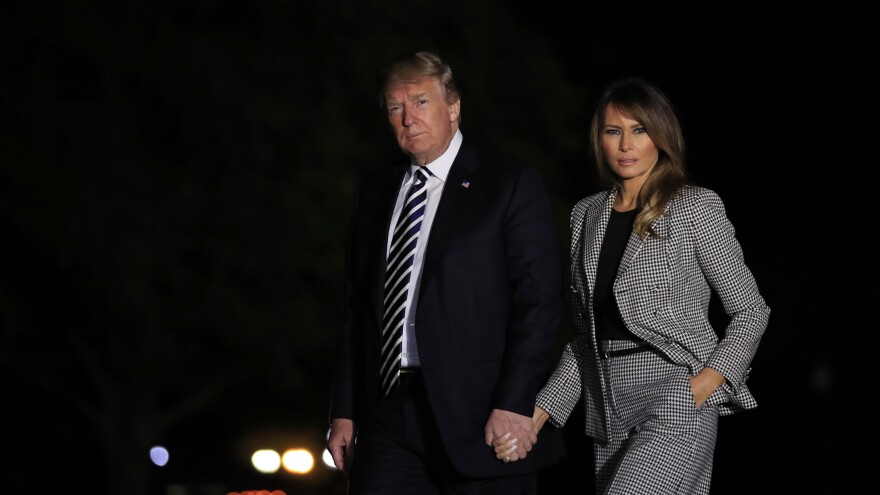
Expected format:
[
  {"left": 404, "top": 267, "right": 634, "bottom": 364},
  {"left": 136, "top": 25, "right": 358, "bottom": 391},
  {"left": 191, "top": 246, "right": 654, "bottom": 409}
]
[{"left": 461, "top": 180, "right": 470, "bottom": 189}]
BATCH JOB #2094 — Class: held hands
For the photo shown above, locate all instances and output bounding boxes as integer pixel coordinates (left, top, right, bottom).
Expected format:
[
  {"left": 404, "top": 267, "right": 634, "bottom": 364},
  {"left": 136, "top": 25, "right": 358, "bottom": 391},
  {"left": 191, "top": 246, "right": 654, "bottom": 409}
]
[
  {"left": 486, "top": 406, "right": 550, "bottom": 463},
  {"left": 484, "top": 408, "right": 537, "bottom": 464},
  {"left": 327, "top": 418, "right": 356, "bottom": 476}
]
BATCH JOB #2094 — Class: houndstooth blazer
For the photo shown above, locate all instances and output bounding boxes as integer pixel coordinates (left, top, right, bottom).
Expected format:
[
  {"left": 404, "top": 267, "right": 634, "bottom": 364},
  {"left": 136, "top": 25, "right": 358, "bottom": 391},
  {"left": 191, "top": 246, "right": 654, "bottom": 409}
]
[{"left": 536, "top": 185, "right": 770, "bottom": 442}]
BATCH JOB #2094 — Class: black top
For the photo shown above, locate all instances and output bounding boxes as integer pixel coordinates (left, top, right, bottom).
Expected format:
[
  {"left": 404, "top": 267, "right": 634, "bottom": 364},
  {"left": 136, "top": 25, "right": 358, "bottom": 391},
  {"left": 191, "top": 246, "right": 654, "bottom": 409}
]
[{"left": 594, "top": 208, "right": 639, "bottom": 341}]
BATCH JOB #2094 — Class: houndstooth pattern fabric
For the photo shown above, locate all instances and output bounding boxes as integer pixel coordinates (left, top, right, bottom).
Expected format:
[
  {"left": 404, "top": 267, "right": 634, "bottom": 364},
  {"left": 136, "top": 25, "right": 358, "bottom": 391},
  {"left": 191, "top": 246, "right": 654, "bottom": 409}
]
[
  {"left": 595, "top": 341, "right": 718, "bottom": 495},
  {"left": 536, "top": 185, "right": 770, "bottom": 444}
]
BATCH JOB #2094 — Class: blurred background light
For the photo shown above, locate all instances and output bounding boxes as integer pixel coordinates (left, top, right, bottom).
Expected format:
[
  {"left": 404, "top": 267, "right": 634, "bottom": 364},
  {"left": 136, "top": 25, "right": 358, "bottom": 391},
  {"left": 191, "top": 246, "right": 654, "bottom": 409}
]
[
  {"left": 150, "top": 446, "right": 169, "bottom": 467},
  {"left": 322, "top": 448, "right": 336, "bottom": 469},
  {"left": 251, "top": 449, "right": 281, "bottom": 474},
  {"left": 281, "top": 448, "right": 314, "bottom": 474}
]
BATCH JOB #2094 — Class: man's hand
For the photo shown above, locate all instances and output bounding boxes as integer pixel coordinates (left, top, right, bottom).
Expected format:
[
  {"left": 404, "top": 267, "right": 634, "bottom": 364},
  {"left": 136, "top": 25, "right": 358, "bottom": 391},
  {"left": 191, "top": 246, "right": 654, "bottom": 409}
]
[
  {"left": 492, "top": 406, "right": 549, "bottom": 462},
  {"left": 484, "top": 408, "right": 537, "bottom": 463},
  {"left": 327, "top": 418, "right": 356, "bottom": 476}
]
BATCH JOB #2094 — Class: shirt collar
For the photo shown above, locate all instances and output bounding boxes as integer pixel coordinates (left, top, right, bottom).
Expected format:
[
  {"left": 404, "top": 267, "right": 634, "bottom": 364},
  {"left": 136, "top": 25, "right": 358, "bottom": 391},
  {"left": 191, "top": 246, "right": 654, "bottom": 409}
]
[{"left": 408, "top": 129, "right": 462, "bottom": 183}]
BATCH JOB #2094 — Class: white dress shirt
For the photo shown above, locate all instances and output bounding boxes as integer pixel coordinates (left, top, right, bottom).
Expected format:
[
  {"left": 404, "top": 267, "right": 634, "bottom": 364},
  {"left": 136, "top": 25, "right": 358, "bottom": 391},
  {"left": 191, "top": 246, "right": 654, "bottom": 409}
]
[{"left": 386, "top": 129, "right": 462, "bottom": 368}]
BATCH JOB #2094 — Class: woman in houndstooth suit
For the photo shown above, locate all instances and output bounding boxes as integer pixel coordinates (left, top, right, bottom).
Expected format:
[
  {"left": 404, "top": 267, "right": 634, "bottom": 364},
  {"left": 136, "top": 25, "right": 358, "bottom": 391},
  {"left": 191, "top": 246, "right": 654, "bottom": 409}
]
[{"left": 494, "top": 77, "right": 770, "bottom": 494}]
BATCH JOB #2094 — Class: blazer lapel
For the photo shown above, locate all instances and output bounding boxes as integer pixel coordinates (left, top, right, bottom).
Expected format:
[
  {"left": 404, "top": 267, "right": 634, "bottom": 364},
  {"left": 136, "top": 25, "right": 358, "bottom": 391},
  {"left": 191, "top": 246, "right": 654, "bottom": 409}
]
[
  {"left": 615, "top": 193, "right": 672, "bottom": 281},
  {"left": 581, "top": 191, "right": 615, "bottom": 298},
  {"left": 419, "top": 144, "right": 481, "bottom": 289}
]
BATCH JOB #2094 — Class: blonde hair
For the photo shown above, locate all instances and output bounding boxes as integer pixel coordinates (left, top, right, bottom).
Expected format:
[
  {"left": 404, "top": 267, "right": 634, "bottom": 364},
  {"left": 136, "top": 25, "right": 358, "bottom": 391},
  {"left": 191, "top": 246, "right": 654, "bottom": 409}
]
[{"left": 377, "top": 51, "right": 461, "bottom": 122}]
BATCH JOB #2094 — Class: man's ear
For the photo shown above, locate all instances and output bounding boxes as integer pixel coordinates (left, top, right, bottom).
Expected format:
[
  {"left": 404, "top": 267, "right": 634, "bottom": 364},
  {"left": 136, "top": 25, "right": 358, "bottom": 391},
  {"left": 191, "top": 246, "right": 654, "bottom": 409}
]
[{"left": 449, "top": 99, "right": 461, "bottom": 122}]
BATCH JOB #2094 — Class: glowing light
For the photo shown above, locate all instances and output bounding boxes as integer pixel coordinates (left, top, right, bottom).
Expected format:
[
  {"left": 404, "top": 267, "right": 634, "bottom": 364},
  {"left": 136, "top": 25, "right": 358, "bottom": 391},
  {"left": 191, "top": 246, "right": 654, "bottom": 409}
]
[
  {"left": 251, "top": 449, "right": 282, "bottom": 474},
  {"left": 323, "top": 428, "right": 337, "bottom": 469},
  {"left": 150, "top": 446, "right": 169, "bottom": 467},
  {"left": 281, "top": 448, "right": 314, "bottom": 474}
]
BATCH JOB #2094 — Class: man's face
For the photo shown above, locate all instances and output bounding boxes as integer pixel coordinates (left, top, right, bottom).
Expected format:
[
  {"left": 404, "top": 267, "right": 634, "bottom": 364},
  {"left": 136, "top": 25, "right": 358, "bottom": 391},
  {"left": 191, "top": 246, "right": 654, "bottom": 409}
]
[{"left": 385, "top": 77, "right": 460, "bottom": 166}]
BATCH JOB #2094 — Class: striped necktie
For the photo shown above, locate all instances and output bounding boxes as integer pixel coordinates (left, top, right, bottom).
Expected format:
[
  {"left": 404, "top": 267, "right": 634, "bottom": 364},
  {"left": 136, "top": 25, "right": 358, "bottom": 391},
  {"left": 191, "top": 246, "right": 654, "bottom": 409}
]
[{"left": 380, "top": 168, "right": 428, "bottom": 396}]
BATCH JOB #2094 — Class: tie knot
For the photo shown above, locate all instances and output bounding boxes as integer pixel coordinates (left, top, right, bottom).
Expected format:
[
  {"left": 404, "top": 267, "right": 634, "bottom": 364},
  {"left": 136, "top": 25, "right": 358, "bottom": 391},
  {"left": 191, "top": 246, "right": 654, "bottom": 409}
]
[{"left": 414, "top": 169, "right": 428, "bottom": 185}]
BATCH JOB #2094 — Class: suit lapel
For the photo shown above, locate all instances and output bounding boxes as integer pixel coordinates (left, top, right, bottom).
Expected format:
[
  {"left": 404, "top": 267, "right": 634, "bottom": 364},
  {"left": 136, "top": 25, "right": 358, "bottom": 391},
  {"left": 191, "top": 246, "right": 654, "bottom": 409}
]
[
  {"left": 419, "top": 144, "right": 481, "bottom": 289},
  {"left": 581, "top": 191, "right": 614, "bottom": 298},
  {"left": 615, "top": 193, "right": 672, "bottom": 281}
]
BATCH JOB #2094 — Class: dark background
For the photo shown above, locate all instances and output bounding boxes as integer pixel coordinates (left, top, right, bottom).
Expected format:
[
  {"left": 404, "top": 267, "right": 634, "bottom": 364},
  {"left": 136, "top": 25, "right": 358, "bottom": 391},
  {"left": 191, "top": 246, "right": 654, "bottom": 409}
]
[{"left": 1, "top": 1, "right": 871, "bottom": 494}]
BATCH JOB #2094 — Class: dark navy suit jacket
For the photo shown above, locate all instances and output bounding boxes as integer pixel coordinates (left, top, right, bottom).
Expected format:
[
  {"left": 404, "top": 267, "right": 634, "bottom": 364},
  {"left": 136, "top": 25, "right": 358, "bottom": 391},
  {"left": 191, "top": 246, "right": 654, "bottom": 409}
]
[{"left": 330, "top": 141, "right": 565, "bottom": 476}]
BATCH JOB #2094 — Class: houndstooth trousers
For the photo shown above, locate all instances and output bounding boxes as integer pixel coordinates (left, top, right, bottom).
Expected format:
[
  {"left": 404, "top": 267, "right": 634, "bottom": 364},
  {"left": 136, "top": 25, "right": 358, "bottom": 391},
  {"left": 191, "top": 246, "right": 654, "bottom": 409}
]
[{"left": 595, "top": 339, "right": 719, "bottom": 495}]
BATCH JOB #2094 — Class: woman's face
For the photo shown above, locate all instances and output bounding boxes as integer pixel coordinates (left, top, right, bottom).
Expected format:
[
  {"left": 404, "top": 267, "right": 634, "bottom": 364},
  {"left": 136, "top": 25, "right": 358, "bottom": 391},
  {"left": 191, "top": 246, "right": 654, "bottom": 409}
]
[{"left": 600, "top": 104, "right": 659, "bottom": 187}]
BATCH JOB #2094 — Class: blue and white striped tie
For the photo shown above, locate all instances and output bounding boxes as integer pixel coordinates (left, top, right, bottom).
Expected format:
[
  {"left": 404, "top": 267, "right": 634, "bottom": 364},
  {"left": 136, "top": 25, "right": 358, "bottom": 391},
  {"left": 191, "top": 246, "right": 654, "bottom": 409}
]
[{"left": 380, "top": 168, "right": 428, "bottom": 396}]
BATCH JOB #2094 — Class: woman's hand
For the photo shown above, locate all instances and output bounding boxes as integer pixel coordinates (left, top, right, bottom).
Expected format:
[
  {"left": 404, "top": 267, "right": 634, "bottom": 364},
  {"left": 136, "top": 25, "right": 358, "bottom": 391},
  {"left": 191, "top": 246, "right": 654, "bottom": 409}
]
[
  {"left": 492, "top": 406, "right": 550, "bottom": 463},
  {"left": 689, "top": 367, "right": 726, "bottom": 408}
]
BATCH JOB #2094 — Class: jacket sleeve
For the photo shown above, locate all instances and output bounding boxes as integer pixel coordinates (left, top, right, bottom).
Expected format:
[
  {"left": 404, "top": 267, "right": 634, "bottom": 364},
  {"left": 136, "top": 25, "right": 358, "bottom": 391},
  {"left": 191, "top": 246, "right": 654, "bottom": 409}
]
[
  {"left": 491, "top": 166, "right": 563, "bottom": 417},
  {"left": 536, "top": 198, "right": 590, "bottom": 427},
  {"left": 692, "top": 188, "right": 770, "bottom": 394}
]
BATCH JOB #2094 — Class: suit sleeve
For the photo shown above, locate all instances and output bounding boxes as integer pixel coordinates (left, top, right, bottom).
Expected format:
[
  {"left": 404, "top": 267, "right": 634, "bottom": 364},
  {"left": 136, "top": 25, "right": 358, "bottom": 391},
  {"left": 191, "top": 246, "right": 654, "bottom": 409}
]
[
  {"left": 329, "top": 183, "right": 361, "bottom": 422},
  {"left": 491, "top": 166, "right": 563, "bottom": 416},
  {"left": 536, "top": 200, "right": 590, "bottom": 427},
  {"left": 692, "top": 189, "right": 770, "bottom": 394}
]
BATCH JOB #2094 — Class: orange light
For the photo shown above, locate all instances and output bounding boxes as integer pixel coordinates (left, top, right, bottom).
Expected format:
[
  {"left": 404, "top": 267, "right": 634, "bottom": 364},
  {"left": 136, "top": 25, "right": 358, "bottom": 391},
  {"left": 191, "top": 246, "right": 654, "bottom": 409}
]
[{"left": 281, "top": 448, "right": 314, "bottom": 474}]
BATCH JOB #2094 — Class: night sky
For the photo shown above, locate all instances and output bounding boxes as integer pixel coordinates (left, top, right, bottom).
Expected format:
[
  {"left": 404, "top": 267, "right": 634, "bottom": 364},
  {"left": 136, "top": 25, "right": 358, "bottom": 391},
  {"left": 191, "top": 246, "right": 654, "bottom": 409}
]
[{"left": 1, "top": 1, "right": 871, "bottom": 494}]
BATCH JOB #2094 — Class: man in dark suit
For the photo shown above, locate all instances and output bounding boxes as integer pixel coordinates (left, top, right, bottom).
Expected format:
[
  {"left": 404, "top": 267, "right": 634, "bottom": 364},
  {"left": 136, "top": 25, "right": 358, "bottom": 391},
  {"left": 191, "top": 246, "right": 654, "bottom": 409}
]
[{"left": 327, "top": 50, "right": 564, "bottom": 494}]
